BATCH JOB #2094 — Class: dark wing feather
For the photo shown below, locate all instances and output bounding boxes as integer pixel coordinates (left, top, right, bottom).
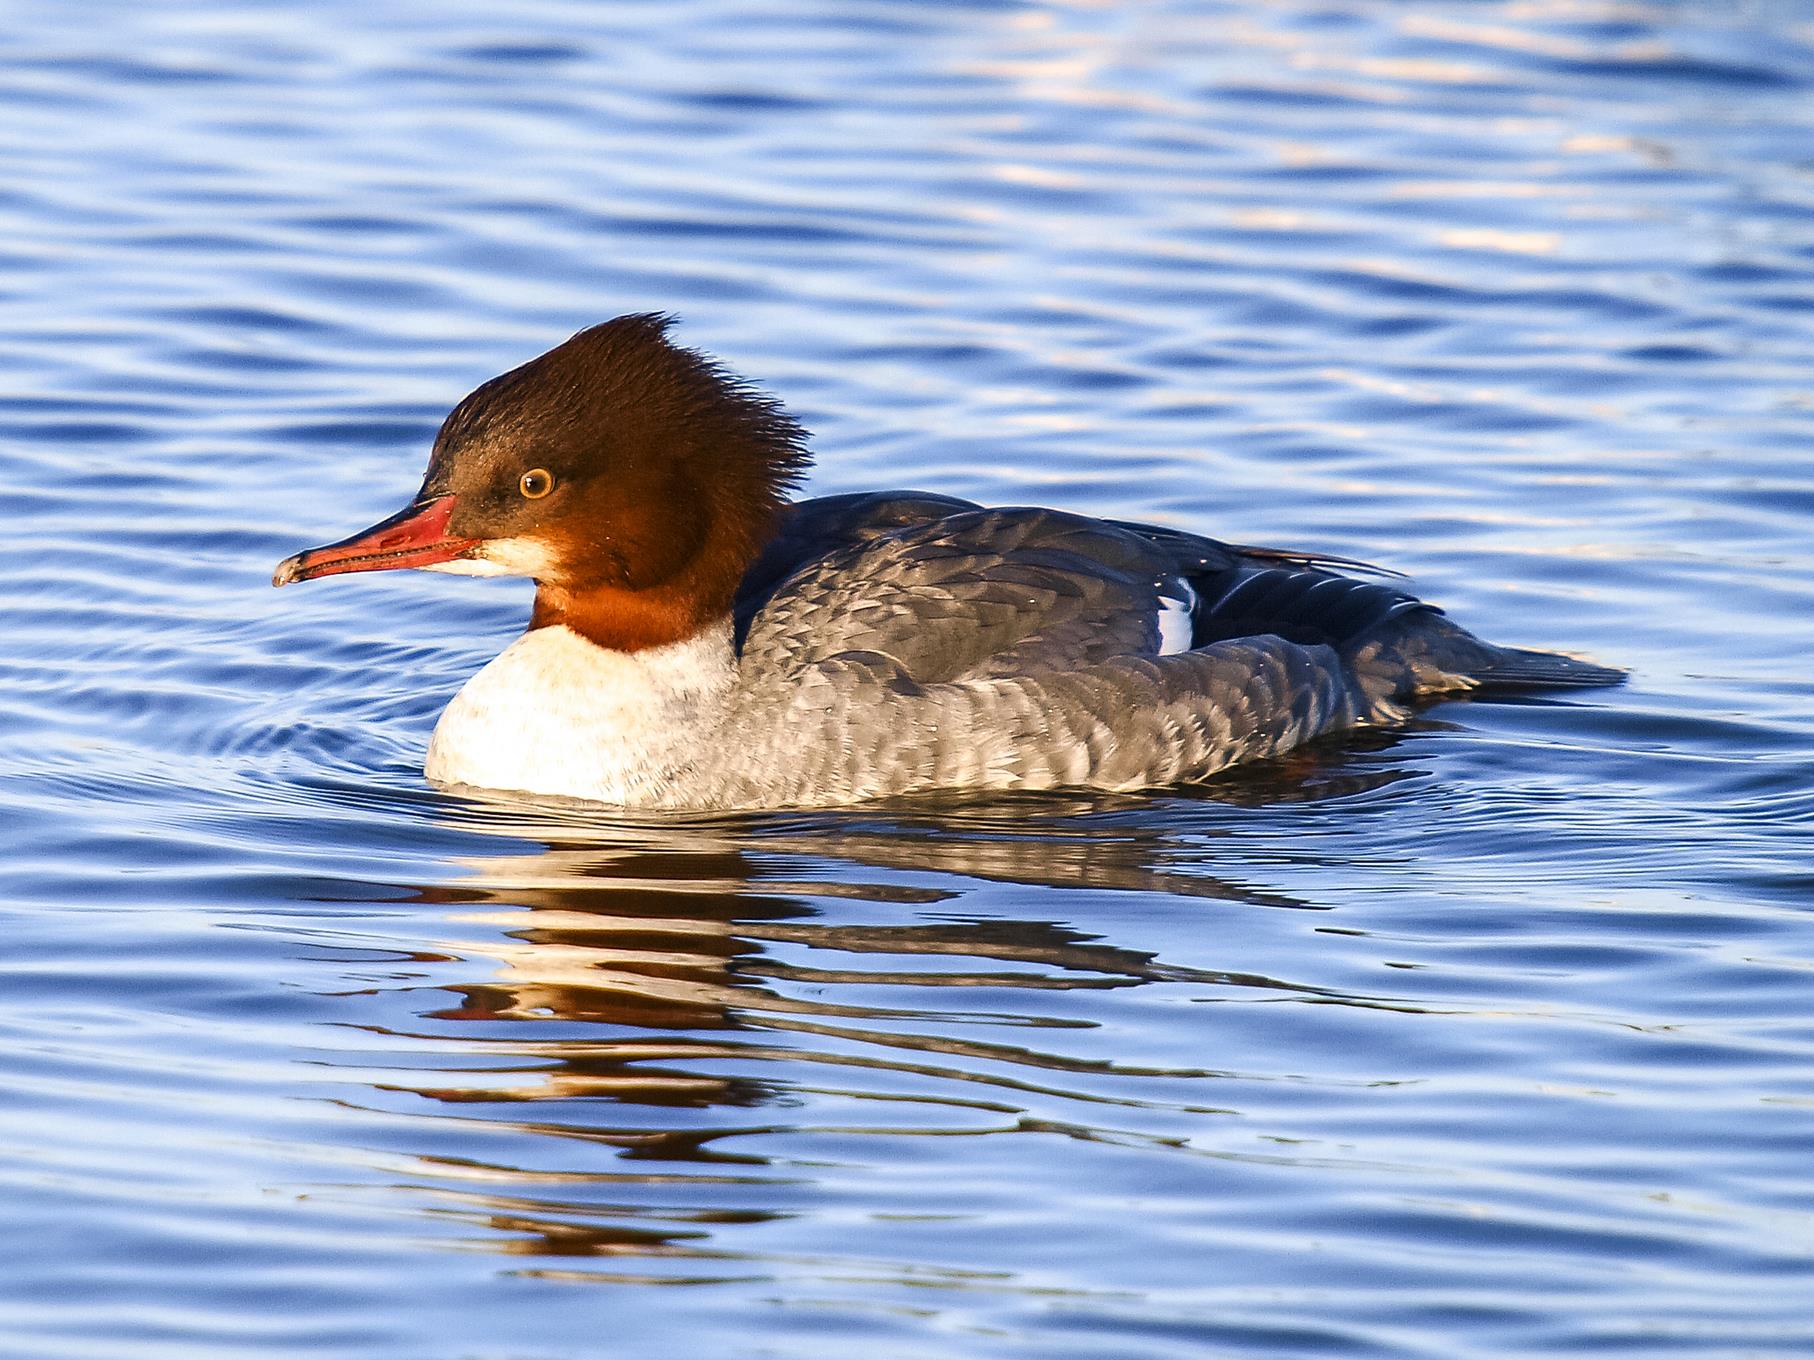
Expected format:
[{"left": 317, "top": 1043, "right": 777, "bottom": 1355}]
[
  {"left": 739, "top": 497, "right": 1243, "bottom": 682},
  {"left": 737, "top": 493, "right": 1623, "bottom": 704},
  {"left": 1189, "top": 564, "right": 1433, "bottom": 650},
  {"left": 734, "top": 491, "right": 979, "bottom": 648}
]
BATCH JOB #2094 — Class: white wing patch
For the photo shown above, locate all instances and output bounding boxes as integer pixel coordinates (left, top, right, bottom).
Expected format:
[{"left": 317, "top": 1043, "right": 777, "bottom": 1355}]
[{"left": 1156, "top": 580, "right": 1198, "bottom": 655}]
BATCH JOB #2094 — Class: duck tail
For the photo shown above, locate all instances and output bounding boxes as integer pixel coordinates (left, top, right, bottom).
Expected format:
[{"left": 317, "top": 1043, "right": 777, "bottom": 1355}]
[
  {"left": 1470, "top": 646, "right": 1627, "bottom": 691},
  {"left": 1341, "top": 613, "right": 1624, "bottom": 719}
]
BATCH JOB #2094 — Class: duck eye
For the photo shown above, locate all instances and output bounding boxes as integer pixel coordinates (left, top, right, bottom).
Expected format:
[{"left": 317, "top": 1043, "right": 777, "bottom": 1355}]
[{"left": 519, "top": 468, "right": 555, "bottom": 500}]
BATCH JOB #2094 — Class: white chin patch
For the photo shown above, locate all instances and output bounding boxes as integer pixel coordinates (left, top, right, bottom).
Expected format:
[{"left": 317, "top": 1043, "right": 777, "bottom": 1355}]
[
  {"left": 421, "top": 558, "right": 513, "bottom": 578},
  {"left": 419, "top": 536, "right": 557, "bottom": 579}
]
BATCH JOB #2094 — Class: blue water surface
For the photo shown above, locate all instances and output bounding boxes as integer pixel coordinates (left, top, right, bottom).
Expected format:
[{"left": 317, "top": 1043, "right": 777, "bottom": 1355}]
[{"left": 2, "top": 2, "right": 1813, "bottom": 1357}]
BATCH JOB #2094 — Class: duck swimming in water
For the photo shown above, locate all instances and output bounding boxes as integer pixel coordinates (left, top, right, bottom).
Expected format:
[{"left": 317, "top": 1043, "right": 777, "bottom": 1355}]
[{"left": 273, "top": 314, "right": 1621, "bottom": 809}]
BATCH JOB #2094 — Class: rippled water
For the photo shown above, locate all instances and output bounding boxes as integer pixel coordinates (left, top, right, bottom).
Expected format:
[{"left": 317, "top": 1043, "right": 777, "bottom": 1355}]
[{"left": 4, "top": 2, "right": 1813, "bottom": 1356}]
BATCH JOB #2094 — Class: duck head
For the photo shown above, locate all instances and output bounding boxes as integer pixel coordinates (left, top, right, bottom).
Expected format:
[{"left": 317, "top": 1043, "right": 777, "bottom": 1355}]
[{"left": 272, "top": 314, "right": 810, "bottom": 650}]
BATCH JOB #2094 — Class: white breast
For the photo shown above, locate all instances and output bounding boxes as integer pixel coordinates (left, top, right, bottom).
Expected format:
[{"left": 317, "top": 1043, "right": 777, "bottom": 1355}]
[{"left": 424, "top": 624, "right": 735, "bottom": 804}]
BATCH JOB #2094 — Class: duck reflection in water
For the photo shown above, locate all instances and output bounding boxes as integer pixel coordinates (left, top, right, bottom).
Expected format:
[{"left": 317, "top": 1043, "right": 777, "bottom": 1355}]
[
  {"left": 398, "top": 826, "right": 1294, "bottom": 1104},
  {"left": 329, "top": 755, "right": 1417, "bottom": 1275}
]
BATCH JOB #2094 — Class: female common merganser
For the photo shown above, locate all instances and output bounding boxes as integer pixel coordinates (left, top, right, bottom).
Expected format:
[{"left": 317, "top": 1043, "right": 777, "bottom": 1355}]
[{"left": 273, "top": 314, "right": 1621, "bottom": 809}]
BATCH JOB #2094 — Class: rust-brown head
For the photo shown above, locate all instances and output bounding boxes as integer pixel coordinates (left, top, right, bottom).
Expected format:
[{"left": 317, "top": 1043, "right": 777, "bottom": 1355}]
[{"left": 272, "top": 314, "right": 811, "bottom": 650}]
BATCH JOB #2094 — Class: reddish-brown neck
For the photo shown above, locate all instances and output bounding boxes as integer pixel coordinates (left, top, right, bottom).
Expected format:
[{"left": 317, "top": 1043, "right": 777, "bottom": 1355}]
[
  {"left": 528, "top": 500, "right": 774, "bottom": 653},
  {"left": 530, "top": 578, "right": 725, "bottom": 652}
]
